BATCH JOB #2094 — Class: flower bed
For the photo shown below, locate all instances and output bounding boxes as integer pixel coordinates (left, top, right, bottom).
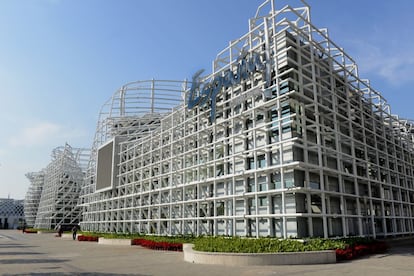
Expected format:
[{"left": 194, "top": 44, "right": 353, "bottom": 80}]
[
  {"left": 77, "top": 235, "right": 99, "bottom": 242},
  {"left": 193, "top": 237, "right": 345, "bottom": 253},
  {"left": 183, "top": 244, "right": 336, "bottom": 265},
  {"left": 72, "top": 232, "right": 388, "bottom": 261},
  {"left": 132, "top": 238, "right": 182, "bottom": 251},
  {"left": 335, "top": 241, "right": 388, "bottom": 261},
  {"left": 192, "top": 236, "right": 388, "bottom": 262},
  {"left": 23, "top": 229, "right": 38, "bottom": 234}
]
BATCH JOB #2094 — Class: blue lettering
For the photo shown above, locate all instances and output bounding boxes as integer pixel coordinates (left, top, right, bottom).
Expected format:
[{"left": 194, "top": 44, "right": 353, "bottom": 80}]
[
  {"left": 208, "top": 76, "right": 223, "bottom": 122},
  {"left": 187, "top": 69, "right": 204, "bottom": 109},
  {"left": 235, "top": 57, "right": 247, "bottom": 84},
  {"left": 246, "top": 54, "right": 257, "bottom": 73},
  {"left": 198, "top": 85, "right": 211, "bottom": 107},
  {"left": 187, "top": 50, "right": 267, "bottom": 122},
  {"left": 222, "top": 69, "right": 235, "bottom": 88},
  {"left": 253, "top": 52, "right": 266, "bottom": 71}
]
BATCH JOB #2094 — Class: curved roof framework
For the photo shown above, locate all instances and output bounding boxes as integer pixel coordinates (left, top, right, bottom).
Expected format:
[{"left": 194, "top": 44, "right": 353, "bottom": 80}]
[{"left": 80, "top": 80, "right": 188, "bottom": 205}]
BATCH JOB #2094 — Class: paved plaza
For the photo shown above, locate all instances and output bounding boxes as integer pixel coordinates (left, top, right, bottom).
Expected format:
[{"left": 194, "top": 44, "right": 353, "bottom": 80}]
[{"left": 0, "top": 230, "right": 413, "bottom": 276}]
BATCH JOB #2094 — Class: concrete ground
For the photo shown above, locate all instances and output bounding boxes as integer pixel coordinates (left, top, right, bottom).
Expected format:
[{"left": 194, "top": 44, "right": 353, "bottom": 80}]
[{"left": 0, "top": 230, "right": 413, "bottom": 276}]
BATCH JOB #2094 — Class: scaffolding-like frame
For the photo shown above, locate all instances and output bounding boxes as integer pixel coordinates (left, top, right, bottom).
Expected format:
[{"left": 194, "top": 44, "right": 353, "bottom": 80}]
[
  {"left": 80, "top": 0, "right": 414, "bottom": 238},
  {"left": 79, "top": 80, "right": 187, "bottom": 216},
  {"left": 24, "top": 171, "right": 45, "bottom": 227},
  {"left": 34, "top": 144, "right": 89, "bottom": 230}
]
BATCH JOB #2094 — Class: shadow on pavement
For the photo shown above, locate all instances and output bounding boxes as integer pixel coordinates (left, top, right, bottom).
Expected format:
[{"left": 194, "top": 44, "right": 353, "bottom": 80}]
[
  {"left": 0, "top": 245, "right": 37, "bottom": 248},
  {"left": 386, "top": 238, "right": 414, "bottom": 256},
  {"left": 2, "top": 273, "right": 148, "bottom": 276},
  {"left": 0, "top": 252, "right": 43, "bottom": 255},
  {"left": 0, "top": 258, "right": 68, "bottom": 264}
]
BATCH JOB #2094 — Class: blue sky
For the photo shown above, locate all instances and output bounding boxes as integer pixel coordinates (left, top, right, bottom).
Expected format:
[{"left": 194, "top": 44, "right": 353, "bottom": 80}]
[{"left": 1, "top": 0, "right": 414, "bottom": 199}]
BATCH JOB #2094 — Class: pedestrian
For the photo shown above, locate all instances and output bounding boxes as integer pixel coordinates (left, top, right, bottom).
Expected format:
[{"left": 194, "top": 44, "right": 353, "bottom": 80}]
[
  {"left": 57, "top": 225, "right": 63, "bottom": 237},
  {"left": 72, "top": 225, "right": 78, "bottom": 240}
]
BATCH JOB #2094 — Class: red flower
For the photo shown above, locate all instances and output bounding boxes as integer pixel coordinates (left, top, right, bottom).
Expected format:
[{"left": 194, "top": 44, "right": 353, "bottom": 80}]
[
  {"left": 336, "top": 241, "right": 388, "bottom": 261},
  {"left": 336, "top": 247, "right": 353, "bottom": 261},
  {"left": 77, "top": 235, "right": 98, "bottom": 242},
  {"left": 353, "top": 244, "right": 369, "bottom": 256},
  {"left": 131, "top": 238, "right": 183, "bottom": 251}
]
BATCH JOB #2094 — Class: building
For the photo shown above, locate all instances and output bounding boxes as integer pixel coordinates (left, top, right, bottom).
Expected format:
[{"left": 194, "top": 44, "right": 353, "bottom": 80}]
[
  {"left": 80, "top": 0, "right": 414, "bottom": 238},
  {"left": 24, "top": 171, "right": 45, "bottom": 227},
  {"left": 33, "top": 144, "right": 89, "bottom": 230},
  {"left": 0, "top": 198, "right": 25, "bottom": 229},
  {"left": 79, "top": 80, "right": 186, "bottom": 231}
]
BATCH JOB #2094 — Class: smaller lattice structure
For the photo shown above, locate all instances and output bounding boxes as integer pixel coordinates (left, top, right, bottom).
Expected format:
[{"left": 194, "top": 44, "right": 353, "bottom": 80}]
[
  {"left": 33, "top": 143, "right": 90, "bottom": 230},
  {"left": 24, "top": 171, "right": 45, "bottom": 227}
]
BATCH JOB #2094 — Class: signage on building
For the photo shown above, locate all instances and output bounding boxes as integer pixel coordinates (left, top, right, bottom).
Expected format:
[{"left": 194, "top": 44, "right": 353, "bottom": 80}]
[{"left": 187, "top": 50, "right": 269, "bottom": 122}]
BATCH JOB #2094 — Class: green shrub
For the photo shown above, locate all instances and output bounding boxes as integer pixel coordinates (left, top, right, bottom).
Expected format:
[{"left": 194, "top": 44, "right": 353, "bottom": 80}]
[{"left": 193, "top": 237, "right": 349, "bottom": 253}]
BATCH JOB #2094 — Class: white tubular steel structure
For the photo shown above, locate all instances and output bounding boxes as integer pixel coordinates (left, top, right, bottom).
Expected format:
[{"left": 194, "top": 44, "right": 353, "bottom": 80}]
[
  {"left": 80, "top": 0, "right": 414, "bottom": 238},
  {"left": 79, "top": 80, "right": 187, "bottom": 224},
  {"left": 33, "top": 144, "right": 89, "bottom": 230},
  {"left": 24, "top": 171, "right": 45, "bottom": 227}
]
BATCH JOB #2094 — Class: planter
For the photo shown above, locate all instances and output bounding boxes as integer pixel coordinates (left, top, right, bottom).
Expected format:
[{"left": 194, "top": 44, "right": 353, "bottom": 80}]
[
  {"left": 98, "top": 237, "right": 132, "bottom": 246},
  {"left": 23, "top": 230, "right": 37, "bottom": 234},
  {"left": 183, "top": 244, "right": 336, "bottom": 266}
]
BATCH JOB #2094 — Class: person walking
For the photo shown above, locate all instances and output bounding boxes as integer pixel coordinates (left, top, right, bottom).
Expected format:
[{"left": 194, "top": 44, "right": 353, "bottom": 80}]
[
  {"left": 57, "top": 225, "right": 63, "bottom": 237},
  {"left": 72, "top": 225, "right": 78, "bottom": 240}
]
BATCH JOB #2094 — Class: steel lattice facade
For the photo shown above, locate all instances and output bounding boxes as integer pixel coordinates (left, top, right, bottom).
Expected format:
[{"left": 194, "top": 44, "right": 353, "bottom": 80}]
[
  {"left": 79, "top": 0, "right": 414, "bottom": 238},
  {"left": 24, "top": 171, "right": 45, "bottom": 227},
  {"left": 33, "top": 144, "right": 89, "bottom": 230}
]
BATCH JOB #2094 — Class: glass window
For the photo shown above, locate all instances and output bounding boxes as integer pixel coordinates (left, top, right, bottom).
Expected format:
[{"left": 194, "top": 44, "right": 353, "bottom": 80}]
[
  {"left": 256, "top": 113, "right": 264, "bottom": 122},
  {"left": 269, "top": 108, "right": 278, "bottom": 127},
  {"left": 269, "top": 129, "right": 279, "bottom": 143},
  {"left": 247, "top": 157, "right": 255, "bottom": 170},
  {"left": 271, "top": 173, "right": 282, "bottom": 189},
  {"left": 247, "top": 177, "right": 255, "bottom": 192},
  {"left": 257, "top": 154, "right": 266, "bottom": 168},
  {"left": 259, "top": 196, "right": 268, "bottom": 206},
  {"left": 284, "top": 171, "right": 295, "bottom": 188},
  {"left": 258, "top": 176, "right": 267, "bottom": 191},
  {"left": 216, "top": 202, "right": 224, "bottom": 216},
  {"left": 245, "top": 119, "right": 253, "bottom": 129}
]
